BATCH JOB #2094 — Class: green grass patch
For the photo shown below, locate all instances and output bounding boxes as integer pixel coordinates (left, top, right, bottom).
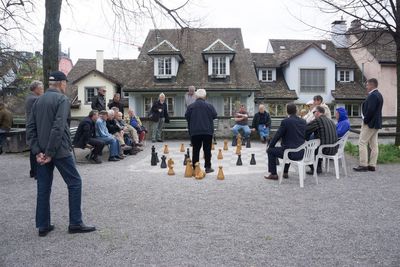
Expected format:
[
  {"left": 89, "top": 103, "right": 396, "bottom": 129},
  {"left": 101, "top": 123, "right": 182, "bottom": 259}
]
[{"left": 345, "top": 142, "right": 400, "bottom": 164}]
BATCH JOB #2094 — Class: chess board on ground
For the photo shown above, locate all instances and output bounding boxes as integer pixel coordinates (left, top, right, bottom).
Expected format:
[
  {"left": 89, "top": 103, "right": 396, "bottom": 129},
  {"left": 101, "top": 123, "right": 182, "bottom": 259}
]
[{"left": 128, "top": 140, "right": 273, "bottom": 177}]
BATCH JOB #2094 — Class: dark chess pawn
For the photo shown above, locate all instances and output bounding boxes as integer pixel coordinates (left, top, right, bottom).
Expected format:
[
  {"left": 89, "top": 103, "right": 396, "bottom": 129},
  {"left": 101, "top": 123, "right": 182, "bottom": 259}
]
[
  {"left": 183, "top": 154, "right": 189, "bottom": 166},
  {"left": 246, "top": 138, "right": 251, "bottom": 148},
  {"left": 160, "top": 155, "right": 167, "bottom": 168},
  {"left": 156, "top": 152, "right": 160, "bottom": 163},
  {"left": 250, "top": 153, "right": 256, "bottom": 165},
  {"left": 236, "top": 154, "right": 243, "bottom": 166},
  {"left": 186, "top": 148, "right": 190, "bottom": 159},
  {"left": 151, "top": 146, "right": 157, "bottom": 166}
]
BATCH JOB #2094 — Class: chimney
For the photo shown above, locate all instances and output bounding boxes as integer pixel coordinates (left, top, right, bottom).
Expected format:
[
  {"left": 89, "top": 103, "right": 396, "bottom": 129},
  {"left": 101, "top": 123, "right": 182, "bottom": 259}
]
[
  {"left": 349, "top": 19, "right": 362, "bottom": 32},
  {"left": 96, "top": 50, "right": 104, "bottom": 72},
  {"left": 331, "top": 20, "right": 348, "bottom": 48}
]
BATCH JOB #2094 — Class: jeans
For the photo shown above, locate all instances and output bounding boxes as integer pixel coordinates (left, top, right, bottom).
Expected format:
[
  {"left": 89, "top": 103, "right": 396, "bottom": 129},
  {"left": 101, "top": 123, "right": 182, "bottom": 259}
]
[
  {"left": 191, "top": 134, "right": 213, "bottom": 169},
  {"left": 257, "top": 125, "right": 270, "bottom": 139},
  {"left": 97, "top": 136, "right": 120, "bottom": 157},
  {"left": 232, "top": 124, "right": 251, "bottom": 138},
  {"left": 36, "top": 155, "right": 83, "bottom": 228},
  {"left": 267, "top": 147, "right": 304, "bottom": 175},
  {"left": 88, "top": 138, "right": 105, "bottom": 157},
  {"left": 151, "top": 118, "right": 165, "bottom": 141}
]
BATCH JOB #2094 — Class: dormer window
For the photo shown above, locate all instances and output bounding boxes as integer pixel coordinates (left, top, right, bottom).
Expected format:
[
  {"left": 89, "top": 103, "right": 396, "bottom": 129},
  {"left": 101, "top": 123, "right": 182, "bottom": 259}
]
[
  {"left": 158, "top": 57, "right": 172, "bottom": 76},
  {"left": 258, "top": 68, "right": 276, "bottom": 82},
  {"left": 212, "top": 56, "right": 226, "bottom": 76},
  {"left": 337, "top": 69, "right": 354, "bottom": 82}
]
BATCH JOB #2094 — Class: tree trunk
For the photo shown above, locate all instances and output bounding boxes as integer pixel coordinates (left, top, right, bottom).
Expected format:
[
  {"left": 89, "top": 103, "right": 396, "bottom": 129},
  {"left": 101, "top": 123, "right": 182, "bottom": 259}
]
[
  {"left": 396, "top": 40, "right": 400, "bottom": 146},
  {"left": 42, "top": 0, "right": 62, "bottom": 90}
]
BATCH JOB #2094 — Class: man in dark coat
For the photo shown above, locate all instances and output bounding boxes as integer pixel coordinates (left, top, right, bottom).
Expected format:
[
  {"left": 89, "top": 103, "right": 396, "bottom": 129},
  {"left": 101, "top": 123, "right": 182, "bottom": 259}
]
[
  {"left": 251, "top": 104, "right": 271, "bottom": 143},
  {"left": 150, "top": 93, "right": 170, "bottom": 142},
  {"left": 25, "top": 80, "right": 44, "bottom": 178},
  {"left": 73, "top": 110, "right": 105, "bottom": 164},
  {"left": 265, "top": 103, "right": 306, "bottom": 180},
  {"left": 26, "top": 71, "right": 96, "bottom": 237},
  {"left": 91, "top": 87, "right": 106, "bottom": 111},
  {"left": 306, "top": 106, "right": 338, "bottom": 174},
  {"left": 354, "top": 78, "right": 384, "bottom": 172},
  {"left": 185, "top": 89, "right": 217, "bottom": 173},
  {"left": 108, "top": 93, "right": 124, "bottom": 116}
]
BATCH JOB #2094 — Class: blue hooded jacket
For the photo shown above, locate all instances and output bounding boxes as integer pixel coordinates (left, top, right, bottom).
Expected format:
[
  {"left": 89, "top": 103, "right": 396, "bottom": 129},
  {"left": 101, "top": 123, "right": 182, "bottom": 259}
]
[{"left": 336, "top": 107, "right": 350, "bottom": 138}]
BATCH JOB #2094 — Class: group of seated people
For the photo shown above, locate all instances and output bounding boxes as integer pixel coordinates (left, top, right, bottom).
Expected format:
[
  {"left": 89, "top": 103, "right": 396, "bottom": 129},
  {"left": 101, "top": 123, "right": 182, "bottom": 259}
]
[
  {"left": 72, "top": 108, "right": 147, "bottom": 164},
  {"left": 229, "top": 95, "right": 351, "bottom": 181}
]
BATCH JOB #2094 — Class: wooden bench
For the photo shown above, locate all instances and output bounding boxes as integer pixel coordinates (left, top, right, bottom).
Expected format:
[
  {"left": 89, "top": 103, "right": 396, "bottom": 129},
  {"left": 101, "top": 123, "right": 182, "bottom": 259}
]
[
  {"left": 229, "top": 117, "right": 283, "bottom": 133},
  {"left": 162, "top": 118, "right": 219, "bottom": 142},
  {"left": 12, "top": 116, "right": 26, "bottom": 128},
  {"left": 350, "top": 124, "right": 400, "bottom": 137}
]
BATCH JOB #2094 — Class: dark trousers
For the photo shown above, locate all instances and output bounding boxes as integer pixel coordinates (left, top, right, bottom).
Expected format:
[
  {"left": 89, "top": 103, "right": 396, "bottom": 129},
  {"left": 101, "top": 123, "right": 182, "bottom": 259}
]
[
  {"left": 267, "top": 147, "right": 304, "bottom": 175},
  {"left": 36, "top": 155, "right": 83, "bottom": 229},
  {"left": 29, "top": 151, "right": 37, "bottom": 178},
  {"left": 88, "top": 138, "right": 105, "bottom": 157},
  {"left": 191, "top": 134, "right": 213, "bottom": 169}
]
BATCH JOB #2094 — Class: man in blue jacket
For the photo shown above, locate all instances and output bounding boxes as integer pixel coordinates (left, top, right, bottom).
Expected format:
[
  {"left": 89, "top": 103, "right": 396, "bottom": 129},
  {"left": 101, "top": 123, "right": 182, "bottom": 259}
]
[
  {"left": 185, "top": 89, "right": 217, "bottom": 173},
  {"left": 26, "top": 71, "right": 96, "bottom": 236},
  {"left": 354, "top": 78, "right": 384, "bottom": 172},
  {"left": 335, "top": 107, "right": 350, "bottom": 138}
]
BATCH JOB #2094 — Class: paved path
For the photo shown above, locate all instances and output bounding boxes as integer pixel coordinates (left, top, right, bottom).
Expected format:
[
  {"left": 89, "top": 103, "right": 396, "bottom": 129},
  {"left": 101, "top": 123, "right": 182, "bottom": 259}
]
[{"left": 1, "top": 140, "right": 399, "bottom": 266}]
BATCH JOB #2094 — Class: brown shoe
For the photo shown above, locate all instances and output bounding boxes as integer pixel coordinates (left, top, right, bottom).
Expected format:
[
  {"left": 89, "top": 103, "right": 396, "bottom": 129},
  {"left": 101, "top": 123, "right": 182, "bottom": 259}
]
[
  {"left": 264, "top": 174, "right": 278, "bottom": 180},
  {"left": 368, "top": 166, "right": 376, "bottom": 171},
  {"left": 283, "top": 173, "right": 289, "bottom": 179},
  {"left": 353, "top": 166, "right": 368, "bottom": 172}
]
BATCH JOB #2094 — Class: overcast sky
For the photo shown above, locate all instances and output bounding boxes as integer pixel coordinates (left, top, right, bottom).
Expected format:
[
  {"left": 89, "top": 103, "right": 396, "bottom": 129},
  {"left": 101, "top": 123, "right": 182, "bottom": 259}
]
[{"left": 14, "top": 0, "right": 343, "bottom": 63}]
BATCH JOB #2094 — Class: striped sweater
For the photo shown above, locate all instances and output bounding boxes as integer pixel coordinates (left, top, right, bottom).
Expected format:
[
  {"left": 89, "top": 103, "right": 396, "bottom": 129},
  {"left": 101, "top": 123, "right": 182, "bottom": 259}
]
[{"left": 306, "top": 115, "right": 338, "bottom": 155}]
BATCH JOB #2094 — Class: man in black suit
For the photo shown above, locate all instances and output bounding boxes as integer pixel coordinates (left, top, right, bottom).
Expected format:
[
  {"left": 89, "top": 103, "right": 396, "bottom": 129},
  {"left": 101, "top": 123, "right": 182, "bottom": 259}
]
[
  {"left": 265, "top": 103, "right": 306, "bottom": 180},
  {"left": 73, "top": 110, "right": 105, "bottom": 164},
  {"left": 354, "top": 78, "right": 384, "bottom": 172}
]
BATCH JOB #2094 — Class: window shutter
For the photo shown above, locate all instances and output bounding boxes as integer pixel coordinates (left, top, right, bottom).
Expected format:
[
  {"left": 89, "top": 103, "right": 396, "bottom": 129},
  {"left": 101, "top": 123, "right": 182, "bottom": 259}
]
[
  {"left": 208, "top": 57, "right": 213, "bottom": 76},
  {"left": 154, "top": 58, "right": 158, "bottom": 76},
  {"left": 225, "top": 56, "right": 230, "bottom": 76},
  {"left": 272, "top": 69, "right": 276, "bottom": 81}
]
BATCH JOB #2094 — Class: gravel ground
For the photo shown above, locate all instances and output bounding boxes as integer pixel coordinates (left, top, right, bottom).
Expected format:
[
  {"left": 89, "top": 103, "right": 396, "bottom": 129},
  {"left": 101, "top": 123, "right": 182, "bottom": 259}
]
[{"left": 0, "top": 140, "right": 399, "bottom": 267}]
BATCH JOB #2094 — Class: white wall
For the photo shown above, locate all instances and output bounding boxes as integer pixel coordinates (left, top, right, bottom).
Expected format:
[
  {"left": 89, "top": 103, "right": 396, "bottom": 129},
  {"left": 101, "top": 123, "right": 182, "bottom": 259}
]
[
  {"left": 283, "top": 47, "right": 336, "bottom": 104},
  {"left": 71, "top": 73, "right": 116, "bottom": 117}
]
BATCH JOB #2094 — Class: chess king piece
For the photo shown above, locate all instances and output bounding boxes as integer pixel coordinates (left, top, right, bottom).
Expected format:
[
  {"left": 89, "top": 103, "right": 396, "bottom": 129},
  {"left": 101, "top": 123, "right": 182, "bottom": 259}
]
[
  {"left": 235, "top": 144, "right": 241, "bottom": 155},
  {"left": 160, "top": 155, "right": 167, "bottom": 168},
  {"left": 217, "top": 149, "right": 223, "bottom": 160},
  {"left": 151, "top": 146, "right": 157, "bottom": 166},
  {"left": 211, "top": 143, "right": 215, "bottom": 150},
  {"left": 246, "top": 138, "right": 251, "bottom": 148},
  {"left": 236, "top": 154, "right": 243, "bottom": 166},
  {"left": 237, "top": 133, "right": 242, "bottom": 146},
  {"left": 250, "top": 153, "right": 256, "bottom": 165},
  {"left": 183, "top": 154, "right": 189, "bottom": 166},
  {"left": 184, "top": 159, "right": 193, "bottom": 177},
  {"left": 223, "top": 139, "right": 228, "bottom": 151},
  {"left": 164, "top": 144, "right": 169, "bottom": 154},
  {"left": 180, "top": 143, "right": 185, "bottom": 152},
  {"left": 217, "top": 166, "right": 225, "bottom": 180}
]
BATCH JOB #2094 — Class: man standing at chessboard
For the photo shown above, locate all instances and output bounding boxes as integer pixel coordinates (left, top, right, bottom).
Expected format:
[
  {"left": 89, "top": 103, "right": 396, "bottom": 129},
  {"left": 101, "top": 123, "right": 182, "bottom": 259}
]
[{"left": 185, "top": 89, "right": 217, "bottom": 173}]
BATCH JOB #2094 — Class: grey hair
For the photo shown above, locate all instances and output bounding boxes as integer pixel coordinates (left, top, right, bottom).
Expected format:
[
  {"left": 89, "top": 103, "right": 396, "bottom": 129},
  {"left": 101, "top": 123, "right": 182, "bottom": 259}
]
[
  {"left": 159, "top": 93, "right": 165, "bottom": 98},
  {"left": 107, "top": 110, "right": 114, "bottom": 116},
  {"left": 195, "top": 88, "right": 206, "bottom": 99},
  {"left": 29, "top": 80, "right": 43, "bottom": 91}
]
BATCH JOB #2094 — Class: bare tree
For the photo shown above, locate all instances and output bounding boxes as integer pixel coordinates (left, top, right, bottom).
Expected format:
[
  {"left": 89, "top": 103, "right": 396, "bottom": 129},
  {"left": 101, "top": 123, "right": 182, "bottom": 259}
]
[{"left": 309, "top": 0, "right": 400, "bottom": 145}]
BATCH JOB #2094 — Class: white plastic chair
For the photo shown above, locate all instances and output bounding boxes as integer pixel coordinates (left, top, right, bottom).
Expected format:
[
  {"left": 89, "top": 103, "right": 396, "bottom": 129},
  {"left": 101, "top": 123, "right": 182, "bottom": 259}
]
[
  {"left": 316, "top": 132, "right": 349, "bottom": 179},
  {"left": 278, "top": 139, "right": 320, "bottom": 188}
]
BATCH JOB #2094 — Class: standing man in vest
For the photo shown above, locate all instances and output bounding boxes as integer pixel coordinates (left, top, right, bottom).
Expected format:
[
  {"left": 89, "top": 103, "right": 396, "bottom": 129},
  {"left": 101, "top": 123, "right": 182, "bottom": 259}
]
[
  {"left": 354, "top": 78, "right": 384, "bottom": 172},
  {"left": 91, "top": 87, "right": 106, "bottom": 112},
  {"left": 27, "top": 71, "right": 96, "bottom": 236}
]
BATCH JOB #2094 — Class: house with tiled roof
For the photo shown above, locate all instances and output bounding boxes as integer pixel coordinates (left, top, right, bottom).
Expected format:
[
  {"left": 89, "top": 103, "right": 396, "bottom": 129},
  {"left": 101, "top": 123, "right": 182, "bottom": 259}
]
[
  {"left": 347, "top": 19, "right": 397, "bottom": 117},
  {"left": 252, "top": 32, "right": 365, "bottom": 117}
]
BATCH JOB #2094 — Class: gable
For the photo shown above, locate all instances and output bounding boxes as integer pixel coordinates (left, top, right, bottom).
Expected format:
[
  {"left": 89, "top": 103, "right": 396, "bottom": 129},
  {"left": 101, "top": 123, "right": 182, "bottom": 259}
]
[
  {"left": 148, "top": 39, "right": 180, "bottom": 53},
  {"left": 203, "top": 39, "right": 235, "bottom": 53}
]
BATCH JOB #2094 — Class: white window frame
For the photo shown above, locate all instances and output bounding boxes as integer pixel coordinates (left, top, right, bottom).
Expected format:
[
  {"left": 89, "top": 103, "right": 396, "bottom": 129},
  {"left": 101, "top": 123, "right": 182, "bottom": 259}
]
[
  {"left": 157, "top": 57, "right": 172, "bottom": 77},
  {"left": 212, "top": 56, "right": 227, "bottom": 77},
  {"left": 223, "top": 96, "right": 241, "bottom": 116},
  {"left": 299, "top": 68, "right": 326, "bottom": 93},
  {"left": 344, "top": 103, "right": 361, "bottom": 117},
  {"left": 84, "top": 87, "right": 100, "bottom": 104},
  {"left": 144, "top": 96, "right": 175, "bottom": 116},
  {"left": 259, "top": 69, "right": 275, "bottom": 82},
  {"left": 338, "top": 69, "right": 354, "bottom": 82}
]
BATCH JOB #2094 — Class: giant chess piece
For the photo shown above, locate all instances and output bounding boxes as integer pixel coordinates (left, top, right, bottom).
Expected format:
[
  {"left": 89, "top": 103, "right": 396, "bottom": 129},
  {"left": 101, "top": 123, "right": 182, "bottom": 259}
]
[
  {"left": 231, "top": 136, "right": 237, "bottom": 147},
  {"left": 235, "top": 144, "right": 241, "bottom": 155},
  {"left": 246, "top": 138, "right": 251, "bottom": 148},
  {"left": 213, "top": 135, "right": 217, "bottom": 145},
  {"left": 250, "top": 153, "right": 256, "bottom": 165},
  {"left": 217, "top": 149, "right": 223, "bottom": 160},
  {"left": 236, "top": 154, "right": 243, "bottom": 166},
  {"left": 151, "top": 146, "right": 157, "bottom": 166},
  {"left": 156, "top": 152, "right": 160, "bottom": 163},
  {"left": 237, "top": 133, "right": 242, "bottom": 146},
  {"left": 223, "top": 139, "right": 228, "bottom": 151},
  {"left": 180, "top": 143, "right": 185, "bottom": 152},
  {"left": 160, "top": 155, "right": 167, "bottom": 168},
  {"left": 184, "top": 159, "right": 193, "bottom": 178},
  {"left": 167, "top": 158, "right": 175, "bottom": 175},
  {"left": 211, "top": 143, "right": 215, "bottom": 150},
  {"left": 217, "top": 166, "right": 225, "bottom": 180},
  {"left": 186, "top": 148, "right": 190, "bottom": 159},
  {"left": 164, "top": 144, "right": 169, "bottom": 154},
  {"left": 183, "top": 153, "right": 189, "bottom": 166},
  {"left": 194, "top": 162, "right": 202, "bottom": 179}
]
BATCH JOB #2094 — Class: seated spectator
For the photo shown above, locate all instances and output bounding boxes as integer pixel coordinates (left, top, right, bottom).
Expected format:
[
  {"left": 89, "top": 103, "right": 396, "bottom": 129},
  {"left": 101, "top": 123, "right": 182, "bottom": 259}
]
[
  {"left": 313, "top": 95, "right": 331, "bottom": 119},
  {"left": 108, "top": 93, "right": 124, "bottom": 116},
  {"left": 115, "top": 111, "right": 143, "bottom": 153},
  {"left": 251, "top": 104, "right": 271, "bottom": 143},
  {"left": 128, "top": 109, "right": 147, "bottom": 143},
  {"left": 106, "top": 110, "right": 131, "bottom": 153},
  {"left": 303, "top": 100, "right": 316, "bottom": 123},
  {"left": 231, "top": 104, "right": 251, "bottom": 146},
  {"left": 335, "top": 107, "right": 350, "bottom": 138},
  {"left": 265, "top": 103, "right": 306, "bottom": 180},
  {"left": 0, "top": 103, "right": 12, "bottom": 154},
  {"left": 306, "top": 106, "right": 338, "bottom": 174},
  {"left": 95, "top": 110, "right": 122, "bottom": 162},
  {"left": 73, "top": 110, "right": 105, "bottom": 164}
]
